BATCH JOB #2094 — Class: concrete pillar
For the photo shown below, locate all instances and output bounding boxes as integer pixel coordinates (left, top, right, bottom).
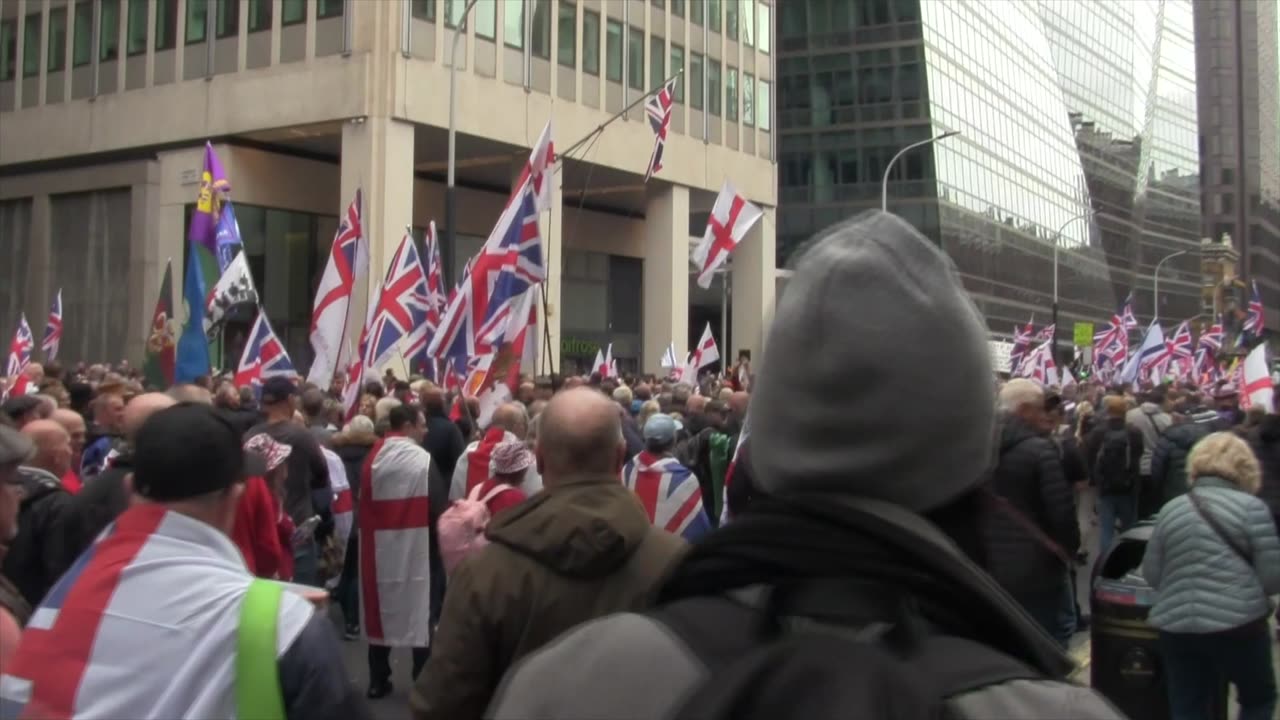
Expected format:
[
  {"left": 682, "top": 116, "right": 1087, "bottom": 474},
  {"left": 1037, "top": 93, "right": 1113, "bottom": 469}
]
[
  {"left": 643, "top": 184, "right": 690, "bottom": 374},
  {"left": 731, "top": 204, "right": 775, "bottom": 364},
  {"left": 340, "top": 116, "right": 416, "bottom": 325},
  {"left": 127, "top": 162, "right": 164, "bottom": 364},
  {"left": 26, "top": 194, "right": 51, "bottom": 355},
  {"left": 510, "top": 153, "right": 562, "bottom": 378}
]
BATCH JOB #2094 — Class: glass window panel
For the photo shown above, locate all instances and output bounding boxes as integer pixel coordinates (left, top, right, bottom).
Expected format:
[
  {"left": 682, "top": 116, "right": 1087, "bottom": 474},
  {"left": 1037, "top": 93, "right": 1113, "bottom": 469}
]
[
  {"left": 157, "top": 0, "right": 178, "bottom": 47},
  {"left": 317, "top": 0, "right": 344, "bottom": 20},
  {"left": 649, "top": 34, "right": 663, "bottom": 89},
  {"left": 0, "top": 20, "right": 15, "bottom": 80},
  {"left": 743, "top": 72, "right": 754, "bottom": 125},
  {"left": 217, "top": 0, "right": 241, "bottom": 38},
  {"left": 757, "top": 79, "right": 770, "bottom": 129},
  {"left": 443, "top": 0, "right": 462, "bottom": 28},
  {"left": 708, "top": 0, "right": 720, "bottom": 32},
  {"left": 727, "top": 66, "right": 738, "bottom": 120},
  {"left": 707, "top": 58, "right": 721, "bottom": 115},
  {"left": 104, "top": 2, "right": 124, "bottom": 61},
  {"left": 47, "top": 8, "right": 66, "bottom": 72},
  {"left": 725, "top": 0, "right": 737, "bottom": 40},
  {"left": 582, "top": 10, "right": 600, "bottom": 75},
  {"left": 22, "top": 12, "right": 41, "bottom": 77},
  {"left": 627, "top": 26, "right": 643, "bottom": 89},
  {"left": 757, "top": 2, "right": 769, "bottom": 53},
  {"left": 741, "top": 0, "right": 753, "bottom": 46},
  {"left": 557, "top": 2, "right": 575, "bottom": 66},
  {"left": 72, "top": 2, "right": 92, "bottom": 66},
  {"left": 672, "top": 0, "right": 684, "bottom": 18},
  {"left": 411, "top": 0, "right": 436, "bottom": 22},
  {"left": 605, "top": 19, "right": 622, "bottom": 82},
  {"left": 670, "top": 44, "right": 684, "bottom": 102},
  {"left": 530, "top": 0, "right": 550, "bottom": 58},
  {"left": 127, "top": 0, "right": 147, "bottom": 54},
  {"left": 282, "top": 0, "right": 306, "bottom": 26},
  {"left": 186, "top": 0, "right": 207, "bottom": 43},
  {"left": 503, "top": 0, "right": 524, "bottom": 48},
  {"left": 690, "top": 51, "right": 703, "bottom": 109},
  {"left": 249, "top": 0, "right": 272, "bottom": 32},
  {"left": 691, "top": 0, "right": 703, "bottom": 26},
  {"left": 475, "top": 0, "right": 496, "bottom": 37}
]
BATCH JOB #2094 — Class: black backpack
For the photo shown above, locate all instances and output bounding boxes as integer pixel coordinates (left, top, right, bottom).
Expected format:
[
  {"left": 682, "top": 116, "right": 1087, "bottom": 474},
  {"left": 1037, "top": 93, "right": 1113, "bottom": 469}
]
[
  {"left": 652, "top": 582, "right": 1042, "bottom": 720},
  {"left": 1094, "top": 428, "right": 1133, "bottom": 495}
]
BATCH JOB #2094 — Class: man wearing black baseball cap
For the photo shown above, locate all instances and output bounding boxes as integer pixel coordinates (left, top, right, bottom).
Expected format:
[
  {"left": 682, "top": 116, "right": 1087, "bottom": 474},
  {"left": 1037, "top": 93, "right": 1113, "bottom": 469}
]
[
  {"left": 247, "top": 376, "right": 331, "bottom": 586},
  {"left": 0, "top": 403, "right": 371, "bottom": 719}
]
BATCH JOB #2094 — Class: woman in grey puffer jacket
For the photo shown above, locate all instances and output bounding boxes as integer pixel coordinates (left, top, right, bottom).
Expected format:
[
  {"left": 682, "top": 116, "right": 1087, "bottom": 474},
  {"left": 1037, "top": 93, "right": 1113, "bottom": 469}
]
[{"left": 1142, "top": 432, "right": 1280, "bottom": 720}]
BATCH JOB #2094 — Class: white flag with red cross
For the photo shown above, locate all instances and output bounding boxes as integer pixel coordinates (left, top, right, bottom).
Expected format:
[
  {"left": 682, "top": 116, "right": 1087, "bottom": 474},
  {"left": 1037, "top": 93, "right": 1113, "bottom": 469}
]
[
  {"left": 1240, "top": 344, "right": 1274, "bottom": 412},
  {"left": 692, "top": 181, "right": 763, "bottom": 289}
]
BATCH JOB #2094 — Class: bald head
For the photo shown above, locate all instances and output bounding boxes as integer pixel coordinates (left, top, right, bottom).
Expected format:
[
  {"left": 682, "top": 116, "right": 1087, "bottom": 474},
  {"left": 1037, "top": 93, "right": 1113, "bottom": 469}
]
[
  {"left": 22, "top": 419, "right": 72, "bottom": 477},
  {"left": 490, "top": 402, "right": 530, "bottom": 440},
  {"left": 686, "top": 395, "right": 708, "bottom": 415},
  {"left": 728, "top": 391, "right": 749, "bottom": 418},
  {"left": 168, "top": 384, "right": 212, "bottom": 405},
  {"left": 535, "top": 388, "right": 625, "bottom": 482},
  {"left": 421, "top": 386, "right": 447, "bottom": 414},
  {"left": 52, "top": 409, "right": 87, "bottom": 456},
  {"left": 124, "top": 393, "right": 177, "bottom": 442}
]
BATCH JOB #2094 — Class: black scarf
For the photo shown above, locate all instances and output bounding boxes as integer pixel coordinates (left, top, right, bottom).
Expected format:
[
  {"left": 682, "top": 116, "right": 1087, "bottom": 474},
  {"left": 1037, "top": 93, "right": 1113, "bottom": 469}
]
[{"left": 658, "top": 494, "right": 1072, "bottom": 678}]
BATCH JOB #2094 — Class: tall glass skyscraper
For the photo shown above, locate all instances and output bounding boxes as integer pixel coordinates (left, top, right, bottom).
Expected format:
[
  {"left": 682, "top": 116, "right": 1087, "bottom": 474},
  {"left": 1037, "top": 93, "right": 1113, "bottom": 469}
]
[{"left": 778, "top": 0, "right": 1204, "bottom": 337}]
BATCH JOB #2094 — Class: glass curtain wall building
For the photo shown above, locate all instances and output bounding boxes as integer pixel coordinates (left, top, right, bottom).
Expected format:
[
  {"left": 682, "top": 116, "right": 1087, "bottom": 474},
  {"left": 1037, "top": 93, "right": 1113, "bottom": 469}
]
[{"left": 778, "top": 0, "right": 1203, "bottom": 338}]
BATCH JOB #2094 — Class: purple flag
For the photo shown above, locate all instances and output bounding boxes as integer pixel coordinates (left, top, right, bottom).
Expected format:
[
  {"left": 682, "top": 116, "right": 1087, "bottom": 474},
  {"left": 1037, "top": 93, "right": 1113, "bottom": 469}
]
[{"left": 189, "top": 142, "right": 231, "bottom": 255}]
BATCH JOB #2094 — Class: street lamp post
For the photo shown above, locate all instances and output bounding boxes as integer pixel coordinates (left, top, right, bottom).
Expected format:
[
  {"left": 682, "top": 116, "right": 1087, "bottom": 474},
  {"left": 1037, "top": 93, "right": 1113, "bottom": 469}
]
[
  {"left": 1051, "top": 211, "right": 1096, "bottom": 364},
  {"left": 1152, "top": 249, "right": 1189, "bottom": 322},
  {"left": 446, "top": 0, "right": 481, "bottom": 288},
  {"left": 881, "top": 130, "right": 960, "bottom": 212}
]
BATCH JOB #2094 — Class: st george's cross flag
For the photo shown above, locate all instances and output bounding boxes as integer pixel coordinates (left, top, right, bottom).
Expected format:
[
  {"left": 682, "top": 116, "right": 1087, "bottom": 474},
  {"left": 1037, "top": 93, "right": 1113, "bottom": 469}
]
[
  {"left": 307, "top": 190, "right": 366, "bottom": 387},
  {"left": 681, "top": 323, "right": 720, "bottom": 383},
  {"left": 41, "top": 290, "right": 62, "bottom": 363},
  {"left": 204, "top": 250, "right": 259, "bottom": 338},
  {"left": 359, "top": 436, "right": 434, "bottom": 648},
  {"left": 692, "top": 181, "right": 763, "bottom": 289},
  {"left": 661, "top": 342, "right": 679, "bottom": 369},
  {"left": 322, "top": 447, "right": 354, "bottom": 552},
  {"left": 643, "top": 76, "right": 678, "bottom": 182},
  {"left": 622, "top": 451, "right": 712, "bottom": 542},
  {"left": 6, "top": 314, "right": 33, "bottom": 378},
  {"left": 1240, "top": 344, "right": 1274, "bottom": 412},
  {"left": 234, "top": 311, "right": 296, "bottom": 394}
]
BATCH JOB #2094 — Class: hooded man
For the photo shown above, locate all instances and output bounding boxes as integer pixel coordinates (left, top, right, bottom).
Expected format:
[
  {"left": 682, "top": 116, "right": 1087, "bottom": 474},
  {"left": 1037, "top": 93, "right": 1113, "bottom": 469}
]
[{"left": 488, "top": 211, "right": 1123, "bottom": 719}]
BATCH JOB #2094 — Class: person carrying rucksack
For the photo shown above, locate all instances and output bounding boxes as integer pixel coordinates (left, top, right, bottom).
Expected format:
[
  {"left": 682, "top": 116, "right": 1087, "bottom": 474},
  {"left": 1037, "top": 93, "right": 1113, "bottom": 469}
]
[
  {"left": 1084, "top": 395, "right": 1144, "bottom": 553},
  {"left": 488, "top": 212, "right": 1124, "bottom": 720},
  {"left": 438, "top": 439, "right": 531, "bottom": 574},
  {"left": 1125, "top": 387, "right": 1173, "bottom": 518},
  {"left": 1150, "top": 402, "right": 1223, "bottom": 508}
]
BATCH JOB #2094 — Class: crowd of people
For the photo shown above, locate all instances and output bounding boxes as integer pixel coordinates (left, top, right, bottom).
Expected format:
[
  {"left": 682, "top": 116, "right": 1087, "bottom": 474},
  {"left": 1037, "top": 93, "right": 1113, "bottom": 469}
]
[{"left": 0, "top": 209, "right": 1275, "bottom": 719}]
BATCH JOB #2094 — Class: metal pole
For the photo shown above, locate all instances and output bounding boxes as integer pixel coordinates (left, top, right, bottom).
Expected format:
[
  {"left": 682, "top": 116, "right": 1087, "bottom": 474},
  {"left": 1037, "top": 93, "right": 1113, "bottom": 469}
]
[
  {"left": 555, "top": 69, "right": 685, "bottom": 162},
  {"left": 1051, "top": 210, "right": 1095, "bottom": 366},
  {"left": 446, "top": 0, "right": 480, "bottom": 289},
  {"left": 881, "top": 130, "right": 960, "bottom": 212},
  {"left": 1152, "top": 249, "right": 1188, "bottom": 322},
  {"left": 720, "top": 271, "right": 729, "bottom": 376}
]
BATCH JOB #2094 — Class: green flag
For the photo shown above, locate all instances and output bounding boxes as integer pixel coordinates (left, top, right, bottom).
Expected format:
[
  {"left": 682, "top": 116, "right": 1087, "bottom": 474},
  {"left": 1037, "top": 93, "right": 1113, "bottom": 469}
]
[{"left": 143, "top": 259, "right": 177, "bottom": 389}]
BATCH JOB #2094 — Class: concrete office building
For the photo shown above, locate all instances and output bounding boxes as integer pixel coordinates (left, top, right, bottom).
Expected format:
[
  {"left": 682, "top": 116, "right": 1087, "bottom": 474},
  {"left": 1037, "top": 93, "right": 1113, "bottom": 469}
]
[
  {"left": 1193, "top": 0, "right": 1280, "bottom": 336},
  {"left": 777, "top": 0, "right": 1207, "bottom": 341},
  {"left": 0, "top": 0, "right": 778, "bottom": 375}
]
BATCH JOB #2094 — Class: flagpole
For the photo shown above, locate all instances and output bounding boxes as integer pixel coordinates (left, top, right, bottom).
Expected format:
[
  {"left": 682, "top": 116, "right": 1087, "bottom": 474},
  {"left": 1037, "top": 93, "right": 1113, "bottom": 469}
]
[{"left": 554, "top": 69, "right": 684, "bottom": 167}]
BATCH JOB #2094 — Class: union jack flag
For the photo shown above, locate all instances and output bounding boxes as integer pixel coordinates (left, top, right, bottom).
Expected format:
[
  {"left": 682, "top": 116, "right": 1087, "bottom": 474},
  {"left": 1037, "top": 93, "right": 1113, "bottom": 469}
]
[
  {"left": 1093, "top": 295, "right": 1136, "bottom": 369},
  {"left": 1032, "top": 323, "right": 1056, "bottom": 344},
  {"left": 1242, "top": 280, "right": 1264, "bottom": 336},
  {"left": 419, "top": 221, "right": 446, "bottom": 379},
  {"left": 42, "top": 289, "right": 62, "bottom": 362},
  {"left": 622, "top": 451, "right": 711, "bottom": 542},
  {"left": 6, "top": 314, "right": 33, "bottom": 378},
  {"left": 429, "top": 187, "right": 545, "bottom": 367},
  {"left": 234, "top": 312, "right": 295, "bottom": 392},
  {"left": 368, "top": 234, "right": 433, "bottom": 372},
  {"left": 1199, "top": 317, "right": 1225, "bottom": 353},
  {"left": 644, "top": 77, "right": 677, "bottom": 182},
  {"left": 1010, "top": 320, "right": 1033, "bottom": 374}
]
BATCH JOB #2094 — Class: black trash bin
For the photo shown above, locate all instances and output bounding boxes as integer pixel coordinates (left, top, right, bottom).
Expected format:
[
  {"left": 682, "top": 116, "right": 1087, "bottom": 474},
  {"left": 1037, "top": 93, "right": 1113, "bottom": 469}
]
[{"left": 1090, "top": 523, "right": 1226, "bottom": 720}]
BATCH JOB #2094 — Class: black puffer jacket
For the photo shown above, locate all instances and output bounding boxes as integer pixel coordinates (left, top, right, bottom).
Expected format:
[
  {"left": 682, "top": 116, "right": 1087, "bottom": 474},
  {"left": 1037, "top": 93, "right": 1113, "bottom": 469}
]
[
  {"left": 983, "top": 417, "right": 1080, "bottom": 596},
  {"left": 2, "top": 467, "right": 86, "bottom": 606},
  {"left": 1150, "top": 412, "right": 1220, "bottom": 507},
  {"left": 1249, "top": 414, "right": 1280, "bottom": 529}
]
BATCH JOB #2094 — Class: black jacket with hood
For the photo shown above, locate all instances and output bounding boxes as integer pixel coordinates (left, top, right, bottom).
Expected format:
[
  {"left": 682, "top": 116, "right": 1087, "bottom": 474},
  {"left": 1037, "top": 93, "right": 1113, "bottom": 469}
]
[
  {"left": 2, "top": 467, "right": 86, "bottom": 606},
  {"left": 983, "top": 417, "right": 1080, "bottom": 596},
  {"left": 1249, "top": 414, "right": 1280, "bottom": 527}
]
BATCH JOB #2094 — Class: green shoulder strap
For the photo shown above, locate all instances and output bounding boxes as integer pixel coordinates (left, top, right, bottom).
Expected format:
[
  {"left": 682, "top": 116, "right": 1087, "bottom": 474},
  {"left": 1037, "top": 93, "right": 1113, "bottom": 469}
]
[{"left": 237, "top": 579, "right": 287, "bottom": 720}]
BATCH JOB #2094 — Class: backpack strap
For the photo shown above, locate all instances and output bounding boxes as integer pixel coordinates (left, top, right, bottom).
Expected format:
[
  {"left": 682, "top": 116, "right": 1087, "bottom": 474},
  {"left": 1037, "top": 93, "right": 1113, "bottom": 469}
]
[
  {"left": 479, "top": 483, "right": 517, "bottom": 505},
  {"left": 237, "top": 579, "right": 286, "bottom": 720}
]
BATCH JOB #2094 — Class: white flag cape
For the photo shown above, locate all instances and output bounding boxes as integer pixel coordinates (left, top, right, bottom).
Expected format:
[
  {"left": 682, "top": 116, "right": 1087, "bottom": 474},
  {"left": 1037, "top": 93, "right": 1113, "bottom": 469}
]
[
  {"left": 322, "top": 447, "right": 353, "bottom": 551},
  {"left": 359, "top": 437, "right": 433, "bottom": 647},
  {"left": 1241, "top": 344, "right": 1274, "bottom": 411}
]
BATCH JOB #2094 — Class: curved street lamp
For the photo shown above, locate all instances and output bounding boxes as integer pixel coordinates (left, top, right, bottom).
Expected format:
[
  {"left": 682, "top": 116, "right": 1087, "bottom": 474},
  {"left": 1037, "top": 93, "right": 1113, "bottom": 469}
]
[
  {"left": 1153, "top": 249, "right": 1189, "bottom": 322},
  {"left": 1051, "top": 210, "right": 1097, "bottom": 362},
  {"left": 881, "top": 130, "right": 960, "bottom": 212}
]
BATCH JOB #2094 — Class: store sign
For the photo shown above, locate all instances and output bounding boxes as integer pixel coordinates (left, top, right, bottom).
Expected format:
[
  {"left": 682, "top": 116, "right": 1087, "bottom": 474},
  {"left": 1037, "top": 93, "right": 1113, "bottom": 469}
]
[{"left": 561, "top": 337, "right": 602, "bottom": 356}]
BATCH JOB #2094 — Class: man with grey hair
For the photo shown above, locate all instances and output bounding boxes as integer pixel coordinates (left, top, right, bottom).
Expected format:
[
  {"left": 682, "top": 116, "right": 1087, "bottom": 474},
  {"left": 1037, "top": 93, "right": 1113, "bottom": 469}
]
[
  {"left": 987, "top": 379, "right": 1080, "bottom": 647},
  {"left": 411, "top": 388, "right": 685, "bottom": 720},
  {"left": 489, "top": 211, "right": 1119, "bottom": 719},
  {"left": 449, "top": 402, "right": 542, "bottom": 501},
  {"left": 301, "top": 387, "right": 333, "bottom": 445}
]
